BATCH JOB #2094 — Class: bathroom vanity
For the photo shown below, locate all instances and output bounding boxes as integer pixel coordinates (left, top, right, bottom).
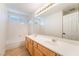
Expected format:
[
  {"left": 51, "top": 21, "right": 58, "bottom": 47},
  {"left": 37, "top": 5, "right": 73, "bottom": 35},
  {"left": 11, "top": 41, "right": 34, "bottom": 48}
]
[
  {"left": 25, "top": 35, "right": 61, "bottom": 56},
  {"left": 25, "top": 35, "right": 79, "bottom": 56}
]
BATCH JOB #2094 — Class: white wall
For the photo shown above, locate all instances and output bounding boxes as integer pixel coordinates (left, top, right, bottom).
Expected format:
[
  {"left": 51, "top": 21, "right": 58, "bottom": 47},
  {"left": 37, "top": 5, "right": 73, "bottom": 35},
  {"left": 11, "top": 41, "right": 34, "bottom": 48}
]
[
  {"left": 0, "top": 4, "right": 8, "bottom": 55},
  {"left": 6, "top": 20, "right": 28, "bottom": 49},
  {"left": 39, "top": 11, "right": 63, "bottom": 38}
]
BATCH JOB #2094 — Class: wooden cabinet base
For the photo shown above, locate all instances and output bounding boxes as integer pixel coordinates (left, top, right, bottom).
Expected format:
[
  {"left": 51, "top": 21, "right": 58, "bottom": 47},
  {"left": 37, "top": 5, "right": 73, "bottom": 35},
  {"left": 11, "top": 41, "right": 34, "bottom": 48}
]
[
  {"left": 33, "top": 47, "right": 44, "bottom": 56},
  {"left": 38, "top": 44, "right": 57, "bottom": 56},
  {"left": 25, "top": 36, "right": 60, "bottom": 56}
]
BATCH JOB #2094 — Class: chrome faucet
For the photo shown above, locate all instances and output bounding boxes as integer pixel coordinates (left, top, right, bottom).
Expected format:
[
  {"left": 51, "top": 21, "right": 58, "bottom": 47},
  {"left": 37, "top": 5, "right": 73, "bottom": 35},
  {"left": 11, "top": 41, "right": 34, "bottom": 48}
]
[{"left": 52, "top": 39, "right": 56, "bottom": 42}]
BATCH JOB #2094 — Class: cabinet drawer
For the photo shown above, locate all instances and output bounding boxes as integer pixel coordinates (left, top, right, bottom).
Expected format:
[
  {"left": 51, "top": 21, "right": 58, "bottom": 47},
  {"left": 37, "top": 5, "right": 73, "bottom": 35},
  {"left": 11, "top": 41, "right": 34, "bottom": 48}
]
[
  {"left": 33, "top": 41, "right": 38, "bottom": 48},
  {"left": 38, "top": 44, "right": 56, "bottom": 56}
]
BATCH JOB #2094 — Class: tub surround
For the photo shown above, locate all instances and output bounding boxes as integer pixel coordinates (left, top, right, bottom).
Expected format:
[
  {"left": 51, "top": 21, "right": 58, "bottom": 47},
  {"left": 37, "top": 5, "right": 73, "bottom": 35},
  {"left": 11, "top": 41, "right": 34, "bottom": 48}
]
[{"left": 25, "top": 34, "right": 79, "bottom": 56}]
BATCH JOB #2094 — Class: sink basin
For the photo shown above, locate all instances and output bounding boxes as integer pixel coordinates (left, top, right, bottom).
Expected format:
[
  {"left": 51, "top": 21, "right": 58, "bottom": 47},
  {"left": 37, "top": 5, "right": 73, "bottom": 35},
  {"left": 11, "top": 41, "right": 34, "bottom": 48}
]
[
  {"left": 34, "top": 35, "right": 61, "bottom": 46},
  {"left": 44, "top": 40, "right": 57, "bottom": 45},
  {"left": 36, "top": 36, "right": 51, "bottom": 41},
  {"left": 43, "top": 39, "right": 61, "bottom": 46}
]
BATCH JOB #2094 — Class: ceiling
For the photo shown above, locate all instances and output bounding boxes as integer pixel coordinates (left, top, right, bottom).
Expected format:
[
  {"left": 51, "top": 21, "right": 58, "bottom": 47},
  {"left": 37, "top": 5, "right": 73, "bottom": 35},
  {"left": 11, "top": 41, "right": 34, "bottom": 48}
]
[
  {"left": 38, "top": 3, "right": 78, "bottom": 17},
  {"left": 6, "top": 3, "right": 47, "bottom": 15}
]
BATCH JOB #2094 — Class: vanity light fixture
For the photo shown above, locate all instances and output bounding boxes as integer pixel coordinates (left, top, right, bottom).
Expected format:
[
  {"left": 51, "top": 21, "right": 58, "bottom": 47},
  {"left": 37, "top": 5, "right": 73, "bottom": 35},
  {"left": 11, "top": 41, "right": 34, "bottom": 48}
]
[{"left": 35, "top": 3, "right": 59, "bottom": 17}]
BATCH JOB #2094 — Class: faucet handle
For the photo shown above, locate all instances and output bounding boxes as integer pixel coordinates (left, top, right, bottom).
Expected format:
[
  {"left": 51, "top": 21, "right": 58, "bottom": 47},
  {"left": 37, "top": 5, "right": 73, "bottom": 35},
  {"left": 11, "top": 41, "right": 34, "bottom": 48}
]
[
  {"left": 62, "top": 32, "right": 66, "bottom": 35},
  {"left": 52, "top": 39, "right": 56, "bottom": 42}
]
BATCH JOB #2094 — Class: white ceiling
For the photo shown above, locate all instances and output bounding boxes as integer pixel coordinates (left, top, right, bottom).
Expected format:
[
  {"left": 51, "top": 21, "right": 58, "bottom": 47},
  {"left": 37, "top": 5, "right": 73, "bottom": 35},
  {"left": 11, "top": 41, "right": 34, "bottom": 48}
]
[
  {"left": 39, "top": 3, "right": 78, "bottom": 17},
  {"left": 6, "top": 3, "right": 46, "bottom": 14}
]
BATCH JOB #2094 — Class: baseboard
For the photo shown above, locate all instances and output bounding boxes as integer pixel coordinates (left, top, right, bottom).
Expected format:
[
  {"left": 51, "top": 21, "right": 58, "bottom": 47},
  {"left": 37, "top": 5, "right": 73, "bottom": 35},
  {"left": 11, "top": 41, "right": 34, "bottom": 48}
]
[{"left": 6, "top": 41, "right": 25, "bottom": 50}]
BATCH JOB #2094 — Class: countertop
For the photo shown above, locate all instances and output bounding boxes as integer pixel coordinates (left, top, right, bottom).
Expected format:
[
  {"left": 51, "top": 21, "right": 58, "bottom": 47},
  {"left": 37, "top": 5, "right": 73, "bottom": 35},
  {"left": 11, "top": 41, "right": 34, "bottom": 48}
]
[{"left": 26, "top": 34, "right": 79, "bottom": 56}]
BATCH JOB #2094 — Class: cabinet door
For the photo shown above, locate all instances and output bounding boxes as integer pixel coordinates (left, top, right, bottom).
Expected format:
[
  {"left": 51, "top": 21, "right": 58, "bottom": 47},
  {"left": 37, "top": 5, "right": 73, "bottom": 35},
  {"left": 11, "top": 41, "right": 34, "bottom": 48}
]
[
  {"left": 33, "top": 47, "right": 44, "bottom": 56},
  {"left": 25, "top": 37, "right": 29, "bottom": 49},
  {"left": 33, "top": 41, "right": 38, "bottom": 48},
  {"left": 38, "top": 44, "right": 56, "bottom": 56},
  {"left": 28, "top": 39, "right": 33, "bottom": 55}
]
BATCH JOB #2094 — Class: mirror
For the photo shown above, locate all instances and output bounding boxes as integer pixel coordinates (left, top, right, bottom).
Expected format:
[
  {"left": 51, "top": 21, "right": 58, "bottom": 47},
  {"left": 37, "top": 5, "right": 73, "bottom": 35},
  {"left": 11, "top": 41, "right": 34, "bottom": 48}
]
[
  {"left": 62, "top": 7, "right": 79, "bottom": 41},
  {"left": 31, "top": 3, "right": 79, "bottom": 41}
]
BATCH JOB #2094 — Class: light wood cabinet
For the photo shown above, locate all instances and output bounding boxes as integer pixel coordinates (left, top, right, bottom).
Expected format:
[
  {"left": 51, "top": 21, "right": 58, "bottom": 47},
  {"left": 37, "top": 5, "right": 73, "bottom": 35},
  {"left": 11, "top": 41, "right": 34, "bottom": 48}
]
[
  {"left": 38, "top": 44, "right": 56, "bottom": 56},
  {"left": 26, "top": 37, "right": 33, "bottom": 55},
  {"left": 33, "top": 41, "right": 44, "bottom": 56},
  {"left": 33, "top": 41, "right": 38, "bottom": 48},
  {"left": 28, "top": 39, "right": 33, "bottom": 55},
  {"left": 25, "top": 37, "right": 29, "bottom": 49},
  {"left": 25, "top": 36, "right": 60, "bottom": 56},
  {"left": 33, "top": 47, "right": 44, "bottom": 56}
]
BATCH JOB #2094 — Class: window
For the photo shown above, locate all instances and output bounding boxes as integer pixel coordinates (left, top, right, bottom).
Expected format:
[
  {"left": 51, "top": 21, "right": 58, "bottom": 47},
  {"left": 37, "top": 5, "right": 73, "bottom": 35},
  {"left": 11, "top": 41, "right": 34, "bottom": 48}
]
[
  {"left": 8, "top": 12, "right": 29, "bottom": 24},
  {"left": 34, "top": 16, "right": 44, "bottom": 25}
]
